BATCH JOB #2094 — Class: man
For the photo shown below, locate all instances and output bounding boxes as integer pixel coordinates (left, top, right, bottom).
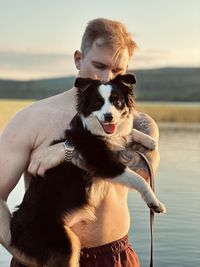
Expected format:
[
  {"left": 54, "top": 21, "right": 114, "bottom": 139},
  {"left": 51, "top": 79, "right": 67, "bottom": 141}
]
[{"left": 0, "top": 18, "right": 160, "bottom": 266}]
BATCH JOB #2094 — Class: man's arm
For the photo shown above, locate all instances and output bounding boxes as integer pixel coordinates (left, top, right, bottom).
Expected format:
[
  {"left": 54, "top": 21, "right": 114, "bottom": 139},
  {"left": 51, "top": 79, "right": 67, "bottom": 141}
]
[
  {"left": 0, "top": 108, "right": 58, "bottom": 265},
  {"left": 0, "top": 109, "right": 33, "bottom": 258},
  {"left": 0, "top": 110, "right": 34, "bottom": 200},
  {"left": 120, "top": 111, "right": 160, "bottom": 183}
]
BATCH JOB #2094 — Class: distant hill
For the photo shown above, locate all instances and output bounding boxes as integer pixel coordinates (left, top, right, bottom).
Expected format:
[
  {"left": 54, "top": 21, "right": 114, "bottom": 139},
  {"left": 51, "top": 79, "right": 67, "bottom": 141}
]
[
  {"left": 134, "top": 67, "right": 200, "bottom": 101},
  {"left": 0, "top": 67, "right": 200, "bottom": 101},
  {"left": 0, "top": 76, "right": 75, "bottom": 100}
]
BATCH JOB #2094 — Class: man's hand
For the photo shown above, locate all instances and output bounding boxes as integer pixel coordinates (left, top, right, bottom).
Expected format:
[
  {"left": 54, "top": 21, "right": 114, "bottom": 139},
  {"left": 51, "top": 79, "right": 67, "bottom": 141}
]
[
  {"left": 28, "top": 143, "right": 89, "bottom": 177},
  {"left": 28, "top": 143, "right": 65, "bottom": 176}
]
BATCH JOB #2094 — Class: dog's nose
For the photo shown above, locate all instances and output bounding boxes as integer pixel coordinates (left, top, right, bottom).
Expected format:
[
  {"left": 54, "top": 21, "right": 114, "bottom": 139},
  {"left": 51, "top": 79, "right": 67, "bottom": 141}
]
[{"left": 104, "top": 113, "right": 113, "bottom": 123}]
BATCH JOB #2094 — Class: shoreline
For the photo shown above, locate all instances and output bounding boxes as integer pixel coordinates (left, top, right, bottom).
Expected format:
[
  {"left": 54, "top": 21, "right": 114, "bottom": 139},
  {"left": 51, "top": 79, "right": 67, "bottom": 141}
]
[
  {"left": 158, "top": 122, "right": 200, "bottom": 131},
  {"left": 2, "top": 121, "right": 200, "bottom": 133}
]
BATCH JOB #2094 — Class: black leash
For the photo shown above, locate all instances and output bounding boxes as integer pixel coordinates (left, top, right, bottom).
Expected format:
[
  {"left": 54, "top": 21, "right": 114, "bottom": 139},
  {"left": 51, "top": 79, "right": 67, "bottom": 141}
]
[{"left": 135, "top": 151, "right": 155, "bottom": 267}]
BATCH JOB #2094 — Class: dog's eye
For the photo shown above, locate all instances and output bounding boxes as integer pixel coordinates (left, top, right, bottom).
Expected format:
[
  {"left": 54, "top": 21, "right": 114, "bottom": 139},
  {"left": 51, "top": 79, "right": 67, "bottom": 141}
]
[
  {"left": 110, "top": 95, "right": 124, "bottom": 108},
  {"left": 95, "top": 98, "right": 104, "bottom": 107},
  {"left": 113, "top": 99, "right": 123, "bottom": 108},
  {"left": 116, "top": 100, "right": 122, "bottom": 105}
]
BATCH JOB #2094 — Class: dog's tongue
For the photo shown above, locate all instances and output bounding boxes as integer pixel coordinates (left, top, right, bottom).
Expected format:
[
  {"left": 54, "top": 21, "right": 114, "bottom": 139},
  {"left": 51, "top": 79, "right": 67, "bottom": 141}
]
[{"left": 102, "top": 123, "right": 116, "bottom": 134}]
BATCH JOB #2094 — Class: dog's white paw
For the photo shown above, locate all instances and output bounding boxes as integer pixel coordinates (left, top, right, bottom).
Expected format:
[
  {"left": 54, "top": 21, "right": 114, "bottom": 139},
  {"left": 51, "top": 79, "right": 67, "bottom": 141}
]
[
  {"left": 148, "top": 200, "right": 166, "bottom": 214},
  {"left": 142, "top": 190, "right": 166, "bottom": 214}
]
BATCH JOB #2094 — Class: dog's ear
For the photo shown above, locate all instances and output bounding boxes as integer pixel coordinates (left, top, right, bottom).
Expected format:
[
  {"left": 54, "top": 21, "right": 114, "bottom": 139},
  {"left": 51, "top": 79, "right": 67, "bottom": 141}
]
[
  {"left": 74, "top": 77, "right": 93, "bottom": 92},
  {"left": 75, "top": 77, "right": 100, "bottom": 93},
  {"left": 115, "top": 73, "right": 136, "bottom": 86},
  {"left": 114, "top": 74, "right": 136, "bottom": 109}
]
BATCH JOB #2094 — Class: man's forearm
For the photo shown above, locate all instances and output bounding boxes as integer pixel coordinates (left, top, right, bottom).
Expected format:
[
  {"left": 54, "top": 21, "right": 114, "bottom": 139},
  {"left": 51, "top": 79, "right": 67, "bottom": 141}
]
[
  {"left": 119, "top": 148, "right": 159, "bottom": 183},
  {"left": 124, "top": 111, "right": 160, "bottom": 182}
]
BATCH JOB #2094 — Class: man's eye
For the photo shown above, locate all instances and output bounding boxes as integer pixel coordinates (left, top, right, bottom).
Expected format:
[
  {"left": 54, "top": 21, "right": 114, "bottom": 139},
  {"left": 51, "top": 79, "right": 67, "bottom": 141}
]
[
  {"left": 94, "top": 64, "right": 105, "bottom": 70},
  {"left": 112, "top": 69, "right": 120, "bottom": 74},
  {"left": 112, "top": 69, "right": 123, "bottom": 75}
]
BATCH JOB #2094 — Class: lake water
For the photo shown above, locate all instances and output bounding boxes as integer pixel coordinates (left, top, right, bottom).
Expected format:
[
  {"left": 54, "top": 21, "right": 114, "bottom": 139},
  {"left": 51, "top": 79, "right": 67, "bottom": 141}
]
[{"left": 0, "top": 124, "right": 200, "bottom": 267}]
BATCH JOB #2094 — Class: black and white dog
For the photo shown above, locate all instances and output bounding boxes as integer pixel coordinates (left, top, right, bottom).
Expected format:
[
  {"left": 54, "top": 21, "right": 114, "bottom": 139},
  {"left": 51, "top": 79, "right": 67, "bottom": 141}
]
[{"left": 6, "top": 74, "right": 166, "bottom": 267}]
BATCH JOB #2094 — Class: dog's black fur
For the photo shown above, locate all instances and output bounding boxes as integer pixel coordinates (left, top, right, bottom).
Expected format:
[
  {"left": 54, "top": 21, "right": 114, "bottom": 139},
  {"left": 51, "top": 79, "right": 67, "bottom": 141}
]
[{"left": 10, "top": 74, "right": 136, "bottom": 266}]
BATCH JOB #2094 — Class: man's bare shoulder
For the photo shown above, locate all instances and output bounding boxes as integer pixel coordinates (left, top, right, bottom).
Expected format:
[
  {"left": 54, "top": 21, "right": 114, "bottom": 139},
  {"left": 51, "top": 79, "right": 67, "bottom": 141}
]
[
  {"left": 10, "top": 89, "right": 75, "bottom": 126},
  {"left": 25, "top": 89, "right": 75, "bottom": 114},
  {"left": 133, "top": 110, "right": 159, "bottom": 140},
  {"left": 2, "top": 93, "right": 59, "bottom": 130},
  {"left": 1, "top": 89, "right": 76, "bottom": 145}
]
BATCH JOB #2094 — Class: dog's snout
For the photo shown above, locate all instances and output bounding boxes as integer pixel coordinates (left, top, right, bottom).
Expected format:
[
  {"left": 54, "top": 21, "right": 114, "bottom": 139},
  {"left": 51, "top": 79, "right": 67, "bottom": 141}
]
[{"left": 104, "top": 113, "right": 113, "bottom": 123}]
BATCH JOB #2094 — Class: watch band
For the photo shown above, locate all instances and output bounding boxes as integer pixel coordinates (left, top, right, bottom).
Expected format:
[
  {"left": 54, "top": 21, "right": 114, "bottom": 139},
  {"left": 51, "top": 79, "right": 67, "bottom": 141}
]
[{"left": 63, "top": 140, "right": 74, "bottom": 163}]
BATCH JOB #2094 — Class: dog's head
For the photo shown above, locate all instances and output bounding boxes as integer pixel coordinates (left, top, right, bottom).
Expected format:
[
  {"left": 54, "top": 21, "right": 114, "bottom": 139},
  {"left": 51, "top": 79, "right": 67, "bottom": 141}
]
[{"left": 74, "top": 74, "right": 136, "bottom": 137}]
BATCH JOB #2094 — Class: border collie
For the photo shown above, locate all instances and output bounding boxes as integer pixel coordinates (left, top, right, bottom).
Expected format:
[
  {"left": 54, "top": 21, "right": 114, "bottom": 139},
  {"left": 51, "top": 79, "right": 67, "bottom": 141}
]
[{"left": 4, "top": 74, "right": 166, "bottom": 267}]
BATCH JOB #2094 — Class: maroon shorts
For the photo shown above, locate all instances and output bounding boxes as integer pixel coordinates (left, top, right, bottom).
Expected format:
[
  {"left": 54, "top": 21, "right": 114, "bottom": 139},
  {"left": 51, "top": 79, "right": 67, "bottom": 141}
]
[{"left": 10, "top": 235, "right": 140, "bottom": 267}]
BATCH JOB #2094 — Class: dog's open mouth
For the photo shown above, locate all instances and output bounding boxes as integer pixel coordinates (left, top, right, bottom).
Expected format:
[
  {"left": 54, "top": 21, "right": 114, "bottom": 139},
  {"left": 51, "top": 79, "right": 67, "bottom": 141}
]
[{"left": 101, "top": 123, "right": 117, "bottom": 134}]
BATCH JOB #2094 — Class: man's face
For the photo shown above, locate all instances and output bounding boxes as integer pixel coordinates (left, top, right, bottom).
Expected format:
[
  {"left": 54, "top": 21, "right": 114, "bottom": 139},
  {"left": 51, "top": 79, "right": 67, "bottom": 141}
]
[{"left": 74, "top": 40, "right": 129, "bottom": 83}]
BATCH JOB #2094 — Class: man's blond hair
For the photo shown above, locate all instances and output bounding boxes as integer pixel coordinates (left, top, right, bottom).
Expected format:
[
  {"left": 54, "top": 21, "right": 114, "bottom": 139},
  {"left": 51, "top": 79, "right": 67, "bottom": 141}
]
[{"left": 81, "top": 18, "right": 137, "bottom": 60}]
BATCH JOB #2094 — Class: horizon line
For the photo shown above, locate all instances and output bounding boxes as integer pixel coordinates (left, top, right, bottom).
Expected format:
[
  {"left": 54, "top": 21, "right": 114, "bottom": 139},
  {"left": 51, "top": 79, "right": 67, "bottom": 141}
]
[{"left": 0, "top": 65, "right": 199, "bottom": 82}]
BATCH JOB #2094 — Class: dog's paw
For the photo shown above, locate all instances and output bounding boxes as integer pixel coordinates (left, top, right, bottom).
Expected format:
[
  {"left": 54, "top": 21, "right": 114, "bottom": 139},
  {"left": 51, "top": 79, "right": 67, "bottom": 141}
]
[
  {"left": 148, "top": 200, "right": 166, "bottom": 214},
  {"left": 142, "top": 190, "right": 166, "bottom": 214},
  {"left": 144, "top": 137, "right": 157, "bottom": 150}
]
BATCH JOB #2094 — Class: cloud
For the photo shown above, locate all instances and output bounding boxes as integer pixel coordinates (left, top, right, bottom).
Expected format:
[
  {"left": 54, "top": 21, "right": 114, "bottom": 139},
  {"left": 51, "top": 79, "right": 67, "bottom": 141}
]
[
  {"left": 0, "top": 49, "right": 199, "bottom": 80},
  {"left": 129, "top": 49, "right": 200, "bottom": 70},
  {"left": 129, "top": 49, "right": 173, "bottom": 69},
  {"left": 0, "top": 51, "right": 77, "bottom": 80}
]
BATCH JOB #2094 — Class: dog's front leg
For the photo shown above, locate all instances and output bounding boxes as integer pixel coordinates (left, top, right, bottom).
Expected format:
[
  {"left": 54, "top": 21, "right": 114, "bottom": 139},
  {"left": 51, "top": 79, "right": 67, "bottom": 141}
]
[
  {"left": 131, "top": 129, "right": 157, "bottom": 150},
  {"left": 110, "top": 168, "right": 166, "bottom": 213}
]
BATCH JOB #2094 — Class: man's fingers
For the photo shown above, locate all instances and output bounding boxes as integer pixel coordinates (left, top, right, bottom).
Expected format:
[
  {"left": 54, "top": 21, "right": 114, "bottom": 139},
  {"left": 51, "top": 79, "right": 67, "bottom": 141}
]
[
  {"left": 37, "top": 165, "right": 46, "bottom": 177},
  {"left": 28, "top": 144, "right": 89, "bottom": 176},
  {"left": 28, "top": 157, "right": 54, "bottom": 176},
  {"left": 28, "top": 162, "right": 38, "bottom": 176}
]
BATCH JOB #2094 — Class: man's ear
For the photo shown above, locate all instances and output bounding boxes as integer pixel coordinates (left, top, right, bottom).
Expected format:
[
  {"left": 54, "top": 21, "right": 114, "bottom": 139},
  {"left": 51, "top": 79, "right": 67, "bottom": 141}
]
[
  {"left": 74, "top": 50, "right": 81, "bottom": 70},
  {"left": 115, "top": 73, "right": 136, "bottom": 86}
]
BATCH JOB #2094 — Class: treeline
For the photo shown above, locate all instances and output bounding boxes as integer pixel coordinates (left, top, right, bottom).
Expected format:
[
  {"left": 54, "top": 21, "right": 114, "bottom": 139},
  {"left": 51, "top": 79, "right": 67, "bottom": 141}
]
[
  {"left": 134, "top": 67, "right": 200, "bottom": 101},
  {"left": 0, "top": 76, "right": 75, "bottom": 100},
  {"left": 0, "top": 68, "right": 200, "bottom": 101}
]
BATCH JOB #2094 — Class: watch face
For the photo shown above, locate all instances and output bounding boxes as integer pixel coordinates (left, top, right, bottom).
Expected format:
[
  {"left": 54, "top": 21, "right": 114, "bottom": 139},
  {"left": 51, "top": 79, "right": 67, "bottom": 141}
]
[{"left": 64, "top": 140, "right": 74, "bottom": 151}]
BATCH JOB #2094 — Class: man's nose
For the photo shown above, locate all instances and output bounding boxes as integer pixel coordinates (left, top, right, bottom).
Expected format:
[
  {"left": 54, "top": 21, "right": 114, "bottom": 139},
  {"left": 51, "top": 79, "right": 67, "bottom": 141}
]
[{"left": 100, "top": 71, "right": 114, "bottom": 83}]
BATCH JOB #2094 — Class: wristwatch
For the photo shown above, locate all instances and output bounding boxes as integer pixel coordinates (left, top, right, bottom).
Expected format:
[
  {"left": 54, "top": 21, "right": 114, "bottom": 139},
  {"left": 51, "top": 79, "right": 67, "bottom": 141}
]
[{"left": 63, "top": 140, "right": 74, "bottom": 163}]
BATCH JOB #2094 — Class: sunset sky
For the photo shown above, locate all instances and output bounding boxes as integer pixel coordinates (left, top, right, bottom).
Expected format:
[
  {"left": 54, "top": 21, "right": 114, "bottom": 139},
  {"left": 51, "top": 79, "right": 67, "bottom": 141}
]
[{"left": 0, "top": 0, "right": 199, "bottom": 80}]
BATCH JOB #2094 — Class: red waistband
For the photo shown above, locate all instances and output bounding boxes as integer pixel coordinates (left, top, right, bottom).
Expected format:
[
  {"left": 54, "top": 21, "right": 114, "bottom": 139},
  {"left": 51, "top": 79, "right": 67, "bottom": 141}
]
[{"left": 80, "top": 235, "right": 129, "bottom": 258}]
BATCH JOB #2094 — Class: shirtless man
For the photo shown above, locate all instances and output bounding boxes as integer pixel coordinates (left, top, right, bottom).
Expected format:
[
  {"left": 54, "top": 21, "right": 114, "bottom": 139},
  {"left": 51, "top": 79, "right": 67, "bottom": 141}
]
[{"left": 0, "top": 18, "right": 160, "bottom": 267}]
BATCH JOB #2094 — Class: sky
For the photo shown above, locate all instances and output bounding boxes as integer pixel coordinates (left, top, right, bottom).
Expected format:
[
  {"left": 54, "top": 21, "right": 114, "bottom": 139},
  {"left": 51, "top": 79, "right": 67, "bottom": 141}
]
[{"left": 0, "top": 0, "right": 200, "bottom": 80}]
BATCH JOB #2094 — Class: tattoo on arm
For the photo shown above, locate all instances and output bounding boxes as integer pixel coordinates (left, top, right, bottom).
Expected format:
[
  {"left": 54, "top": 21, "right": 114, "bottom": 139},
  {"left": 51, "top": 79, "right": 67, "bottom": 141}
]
[{"left": 120, "top": 148, "right": 151, "bottom": 182}]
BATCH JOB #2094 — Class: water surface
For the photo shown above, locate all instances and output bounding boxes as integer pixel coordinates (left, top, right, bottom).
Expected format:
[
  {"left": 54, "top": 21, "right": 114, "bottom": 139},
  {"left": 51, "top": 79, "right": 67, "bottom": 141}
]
[
  {"left": 129, "top": 124, "right": 200, "bottom": 266},
  {"left": 0, "top": 124, "right": 200, "bottom": 266}
]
